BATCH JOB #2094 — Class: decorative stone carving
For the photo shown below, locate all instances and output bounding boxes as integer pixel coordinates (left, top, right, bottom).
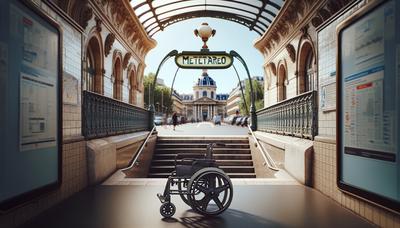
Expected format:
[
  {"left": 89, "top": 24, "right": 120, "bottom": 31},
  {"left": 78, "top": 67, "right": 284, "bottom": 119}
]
[
  {"left": 268, "top": 62, "right": 277, "bottom": 76},
  {"left": 79, "top": 5, "right": 93, "bottom": 29},
  {"left": 95, "top": 17, "right": 102, "bottom": 32},
  {"left": 255, "top": 0, "right": 352, "bottom": 56},
  {"left": 318, "top": 8, "right": 331, "bottom": 20},
  {"left": 326, "top": 1, "right": 341, "bottom": 14},
  {"left": 104, "top": 33, "right": 115, "bottom": 57},
  {"left": 90, "top": 0, "right": 156, "bottom": 60},
  {"left": 48, "top": 0, "right": 155, "bottom": 60},
  {"left": 286, "top": 44, "right": 296, "bottom": 63},
  {"left": 48, "top": 0, "right": 92, "bottom": 29},
  {"left": 311, "top": 16, "right": 323, "bottom": 28},
  {"left": 300, "top": 25, "right": 309, "bottom": 37},
  {"left": 123, "top": 52, "right": 132, "bottom": 69}
]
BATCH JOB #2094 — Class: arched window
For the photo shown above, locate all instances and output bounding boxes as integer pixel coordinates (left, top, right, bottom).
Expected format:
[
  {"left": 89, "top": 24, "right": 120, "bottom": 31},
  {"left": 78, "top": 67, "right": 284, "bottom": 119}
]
[
  {"left": 84, "top": 36, "right": 103, "bottom": 94},
  {"left": 304, "top": 51, "right": 314, "bottom": 92},
  {"left": 129, "top": 67, "right": 136, "bottom": 104},
  {"left": 113, "top": 54, "right": 123, "bottom": 100},
  {"left": 211, "top": 91, "right": 214, "bottom": 99},
  {"left": 85, "top": 46, "right": 95, "bottom": 92},
  {"left": 202, "top": 91, "right": 207, "bottom": 97},
  {"left": 298, "top": 41, "right": 314, "bottom": 94},
  {"left": 278, "top": 64, "right": 287, "bottom": 102}
]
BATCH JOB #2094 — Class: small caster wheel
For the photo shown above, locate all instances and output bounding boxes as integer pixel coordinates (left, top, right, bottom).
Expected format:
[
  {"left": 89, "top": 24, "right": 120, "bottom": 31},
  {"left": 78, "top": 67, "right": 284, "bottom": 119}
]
[{"left": 160, "top": 202, "right": 176, "bottom": 218}]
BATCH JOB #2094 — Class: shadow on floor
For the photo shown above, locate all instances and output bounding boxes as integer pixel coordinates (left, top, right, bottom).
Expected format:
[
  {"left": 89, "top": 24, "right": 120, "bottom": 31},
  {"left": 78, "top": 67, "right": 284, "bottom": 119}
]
[{"left": 162, "top": 208, "right": 282, "bottom": 228}]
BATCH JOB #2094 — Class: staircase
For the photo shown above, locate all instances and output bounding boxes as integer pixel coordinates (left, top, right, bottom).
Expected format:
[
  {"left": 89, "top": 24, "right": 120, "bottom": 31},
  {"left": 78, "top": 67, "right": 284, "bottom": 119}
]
[{"left": 148, "top": 136, "right": 256, "bottom": 178}]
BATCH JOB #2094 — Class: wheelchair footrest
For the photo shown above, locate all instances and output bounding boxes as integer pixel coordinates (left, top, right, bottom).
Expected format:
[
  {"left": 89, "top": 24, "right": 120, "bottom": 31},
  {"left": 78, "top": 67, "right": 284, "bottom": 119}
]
[{"left": 157, "top": 193, "right": 166, "bottom": 203}]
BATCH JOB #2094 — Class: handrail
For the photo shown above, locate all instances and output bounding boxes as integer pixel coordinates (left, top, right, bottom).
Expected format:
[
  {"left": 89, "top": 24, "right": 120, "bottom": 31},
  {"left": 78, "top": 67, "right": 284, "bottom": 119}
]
[
  {"left": 121, "top": 125, "right": 157, "bottom": 172},
  {"left": 248, "top": 125, "right": 280, "bottom": 171}
]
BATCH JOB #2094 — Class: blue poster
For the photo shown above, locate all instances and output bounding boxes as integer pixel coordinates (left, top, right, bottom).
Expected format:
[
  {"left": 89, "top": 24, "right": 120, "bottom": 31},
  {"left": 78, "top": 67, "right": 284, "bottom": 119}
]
[
  {"left": 0, "top": 0, "right": 60, "bottom": 209},
  {"left": 339, "top": 0, "right": 400, "bottom": 209}
]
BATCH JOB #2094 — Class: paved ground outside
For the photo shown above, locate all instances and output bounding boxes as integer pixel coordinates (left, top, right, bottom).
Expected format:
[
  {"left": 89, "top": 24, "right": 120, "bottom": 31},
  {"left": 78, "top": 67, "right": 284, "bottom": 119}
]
[{"left": 156, "top": 122, "right": 249, "bottom": 136}]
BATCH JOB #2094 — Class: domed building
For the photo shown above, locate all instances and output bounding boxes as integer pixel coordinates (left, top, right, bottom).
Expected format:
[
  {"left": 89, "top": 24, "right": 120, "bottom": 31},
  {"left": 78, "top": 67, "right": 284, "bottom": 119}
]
[{"left": 180, "top": 69, "right": 228, "bottom": 121}]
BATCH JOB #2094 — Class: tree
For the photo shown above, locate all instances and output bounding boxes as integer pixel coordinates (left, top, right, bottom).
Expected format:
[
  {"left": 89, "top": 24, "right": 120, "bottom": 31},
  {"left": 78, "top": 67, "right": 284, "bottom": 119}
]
[
  {"left": 239, "top": 79, "right": 264, "bottom": 115},
  {"left": 143, "top": 73, "right": 173, "bottom": 114}
]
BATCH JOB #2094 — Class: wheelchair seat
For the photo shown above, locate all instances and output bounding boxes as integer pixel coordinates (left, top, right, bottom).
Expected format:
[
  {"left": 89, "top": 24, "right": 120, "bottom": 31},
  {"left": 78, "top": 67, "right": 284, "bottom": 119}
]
[
  {"left": 175, "top": 158, "right": 217, "bottom": 177},
  {"left": 175, "top": 165, "right": 193, "bottom": 177}
]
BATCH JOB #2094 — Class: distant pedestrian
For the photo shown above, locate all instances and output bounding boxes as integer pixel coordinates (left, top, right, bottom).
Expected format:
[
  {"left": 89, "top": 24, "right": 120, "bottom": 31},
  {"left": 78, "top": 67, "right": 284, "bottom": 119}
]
[{"left": 172, "top": 112, "right": 178, "bottom": 130}]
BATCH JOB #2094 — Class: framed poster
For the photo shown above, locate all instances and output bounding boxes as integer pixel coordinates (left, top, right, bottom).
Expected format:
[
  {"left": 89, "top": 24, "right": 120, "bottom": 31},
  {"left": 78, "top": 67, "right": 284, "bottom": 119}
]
[
  {"left": 337, "top": 0, "right": 400, "bottom": 213},
  {"left": 0, "top": 0, "right": 62, "bottom": 210}
]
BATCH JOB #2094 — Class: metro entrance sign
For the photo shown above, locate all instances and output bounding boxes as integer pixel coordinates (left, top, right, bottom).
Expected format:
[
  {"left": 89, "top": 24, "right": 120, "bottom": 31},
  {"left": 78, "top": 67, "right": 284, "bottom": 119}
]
[
  {"left": 149, "top": 22, "right": 257, "bottom": 131},
  {"left": 175, "top": 51, "right": 233, "bottom": 69}
]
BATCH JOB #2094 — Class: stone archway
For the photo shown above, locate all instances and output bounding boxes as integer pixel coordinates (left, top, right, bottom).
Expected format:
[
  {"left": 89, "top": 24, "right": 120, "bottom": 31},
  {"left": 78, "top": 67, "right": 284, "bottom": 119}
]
[
  {"left": 297, "top": 41, "right": 315, "bottom": 94},
  {"left": 84, "top": 31, "right": 104, "bottom": 94},
  {"left": 113, "top": 50, "right": 123, "bottom": 100}
]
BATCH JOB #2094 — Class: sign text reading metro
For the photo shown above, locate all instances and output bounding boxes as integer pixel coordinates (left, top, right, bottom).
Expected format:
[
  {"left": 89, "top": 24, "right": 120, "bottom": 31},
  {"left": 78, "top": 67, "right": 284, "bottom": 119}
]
[{"left": 175, "top": 51, "right": 233, "bottom": 69}]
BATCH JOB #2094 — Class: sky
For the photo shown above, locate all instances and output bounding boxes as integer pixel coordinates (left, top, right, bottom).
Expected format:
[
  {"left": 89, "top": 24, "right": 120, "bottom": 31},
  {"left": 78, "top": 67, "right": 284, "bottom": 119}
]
[{"left": 144, "top": 18, "right": 265, "bottom": 95}]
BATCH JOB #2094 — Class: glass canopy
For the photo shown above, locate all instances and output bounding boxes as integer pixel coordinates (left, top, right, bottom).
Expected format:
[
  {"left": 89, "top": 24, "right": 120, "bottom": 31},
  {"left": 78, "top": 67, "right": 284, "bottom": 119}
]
[{"left": 130, "top": 0, "right": 286, "bottom": 37}]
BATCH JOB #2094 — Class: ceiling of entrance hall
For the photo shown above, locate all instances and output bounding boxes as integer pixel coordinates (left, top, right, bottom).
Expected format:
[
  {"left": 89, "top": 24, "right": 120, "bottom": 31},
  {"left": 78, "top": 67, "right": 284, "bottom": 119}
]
[{"left": 130, "top": 0, "right": 285, "bottom": 37}]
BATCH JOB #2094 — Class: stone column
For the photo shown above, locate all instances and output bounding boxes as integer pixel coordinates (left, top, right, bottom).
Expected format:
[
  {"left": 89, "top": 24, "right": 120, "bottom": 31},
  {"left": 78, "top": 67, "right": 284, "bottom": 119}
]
[
  {"left": 194, "top": 105, "right": 196, "bottom": 120},
  {"left": 200, "top": 105, "right": 202, "bottom": 121}
]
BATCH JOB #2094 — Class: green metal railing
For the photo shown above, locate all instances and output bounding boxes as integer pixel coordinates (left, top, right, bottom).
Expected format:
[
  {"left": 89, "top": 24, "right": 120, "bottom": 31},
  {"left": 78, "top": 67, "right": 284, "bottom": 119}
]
[
  {"left": 82, "top": 91, "right": 150, "bottom": 139},
  {"left": 256, "top": 90, "right": 317, "bottom": 139}
]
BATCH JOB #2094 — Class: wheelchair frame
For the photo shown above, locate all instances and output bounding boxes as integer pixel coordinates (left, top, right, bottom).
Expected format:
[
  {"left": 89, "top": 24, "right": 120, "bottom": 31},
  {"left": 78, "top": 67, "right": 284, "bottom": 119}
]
[{"left": 157, "top": 143, "right": 233, "bottom": 218}]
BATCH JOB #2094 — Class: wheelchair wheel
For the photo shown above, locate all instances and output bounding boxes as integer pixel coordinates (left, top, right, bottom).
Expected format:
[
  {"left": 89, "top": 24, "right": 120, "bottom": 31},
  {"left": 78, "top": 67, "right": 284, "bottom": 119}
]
[
  {"left": 187, "top": 167, "right": 233, "bottom": 216},
  {"left": 160, "top": 202, "right": 176, "bottom": 218}
]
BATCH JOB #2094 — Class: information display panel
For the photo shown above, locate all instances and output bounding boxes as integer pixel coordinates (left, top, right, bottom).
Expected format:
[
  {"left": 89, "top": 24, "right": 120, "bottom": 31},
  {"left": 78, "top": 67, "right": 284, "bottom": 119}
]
[
  {"left": 0, "top": 0, "right": 61, "bottom": 210},
  {"left": 337, "top": 0, "right": 400, "bottom": 212}
]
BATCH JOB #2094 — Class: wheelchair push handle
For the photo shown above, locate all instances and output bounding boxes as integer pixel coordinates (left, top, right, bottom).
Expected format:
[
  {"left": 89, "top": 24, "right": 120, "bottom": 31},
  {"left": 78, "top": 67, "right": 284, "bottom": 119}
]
[{"left": 206, "top": 142, "right": 226, "bottom": 159}]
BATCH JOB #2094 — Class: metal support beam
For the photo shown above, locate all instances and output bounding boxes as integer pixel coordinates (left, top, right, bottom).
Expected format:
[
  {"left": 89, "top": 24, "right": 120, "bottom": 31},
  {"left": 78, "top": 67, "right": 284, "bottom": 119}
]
[
  {"left": 230, "top": 50, "right": 257, "bottom": 131},
  {"left": 232, "top": 64, "right": 249, "bottom": 116},
  {"left": 149, "top": 50, "right": 178, "bottom": 128}
]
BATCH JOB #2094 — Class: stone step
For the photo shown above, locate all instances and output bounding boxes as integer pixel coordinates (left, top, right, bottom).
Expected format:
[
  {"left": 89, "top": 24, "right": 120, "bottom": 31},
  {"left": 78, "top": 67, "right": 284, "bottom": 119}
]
[
  {"left": 153, "top": 154, "right": 253, "bottom": 160},
  {"left": 147, "top": 172, "right": 257, "bottom": 178},
  {"left": 154, "top": 148, "right": 251, "bottom": 154},
  {"left": 150, "top": 166, "right": 255, "bottom": 173},
  {"left": 156, "top": 143, "right": 250, "bottom": 149},
  {"left": 151, "top": 159, "right": 254, "bottom": 166}
]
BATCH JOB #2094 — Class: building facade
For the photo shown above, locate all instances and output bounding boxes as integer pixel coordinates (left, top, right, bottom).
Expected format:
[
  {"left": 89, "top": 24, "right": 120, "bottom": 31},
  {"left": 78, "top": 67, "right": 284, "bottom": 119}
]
[
  {"left": 171, "top": 91, "right": 184, "bottom": 115},
  {"left": 254, "top": 0, "right": 399, "bottom": 226},
  {"left": 180, "top": 70, "right": 228, "bottom": 121},
  {"left": 226, "top": 76, "right": 264, "bottom": 116}
]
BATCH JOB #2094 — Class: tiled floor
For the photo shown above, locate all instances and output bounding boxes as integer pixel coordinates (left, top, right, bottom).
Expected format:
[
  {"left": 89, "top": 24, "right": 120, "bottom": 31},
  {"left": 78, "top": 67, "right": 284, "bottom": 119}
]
[{"left": 20, "top": 181, "right": 373, "bottom": 228}]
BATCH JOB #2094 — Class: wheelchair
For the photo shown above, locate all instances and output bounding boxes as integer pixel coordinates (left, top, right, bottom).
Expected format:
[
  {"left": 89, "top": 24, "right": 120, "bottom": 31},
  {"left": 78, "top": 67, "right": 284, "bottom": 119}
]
[{"left": 157, "top": 143, "right": 233, "bottom": 218}]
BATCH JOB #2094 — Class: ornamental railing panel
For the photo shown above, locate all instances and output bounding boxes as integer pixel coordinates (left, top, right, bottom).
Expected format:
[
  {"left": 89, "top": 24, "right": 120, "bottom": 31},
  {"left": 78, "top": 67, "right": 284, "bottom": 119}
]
[
  {"left": 82, "top": 91, "right": 150, "bottom": 139},
  {"left": 256, "top": 90, "right": 317, "bottom": 139}
]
